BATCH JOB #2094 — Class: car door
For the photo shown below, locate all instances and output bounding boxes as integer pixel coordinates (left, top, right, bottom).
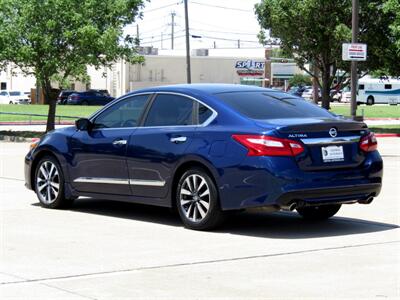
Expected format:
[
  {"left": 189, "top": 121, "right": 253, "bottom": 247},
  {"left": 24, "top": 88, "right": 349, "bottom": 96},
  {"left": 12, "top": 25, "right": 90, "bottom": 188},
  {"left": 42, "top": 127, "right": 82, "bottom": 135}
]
[
  {"left": 69, "top": 94, "right": 151, "bottom": 195},
  {"left": 0, "top": 91, "right": 9, "bottom": 104},
  {"left": 127, "top": 93, "right": 197, "bottom": 199}
]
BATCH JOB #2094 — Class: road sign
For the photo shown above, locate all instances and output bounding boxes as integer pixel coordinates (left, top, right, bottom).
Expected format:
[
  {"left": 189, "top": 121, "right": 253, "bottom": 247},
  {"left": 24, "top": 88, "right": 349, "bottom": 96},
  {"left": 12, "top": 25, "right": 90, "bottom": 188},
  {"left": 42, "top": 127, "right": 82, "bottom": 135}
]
[{"left": 342, "top": 43, "right": 367, "bottom": 61}]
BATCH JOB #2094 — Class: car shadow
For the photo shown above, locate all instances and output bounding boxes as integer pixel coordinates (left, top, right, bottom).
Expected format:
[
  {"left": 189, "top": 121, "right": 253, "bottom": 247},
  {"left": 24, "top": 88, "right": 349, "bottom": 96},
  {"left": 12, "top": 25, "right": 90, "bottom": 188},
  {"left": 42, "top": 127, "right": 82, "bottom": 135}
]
[{"left": 32, "top": 198, "right": 399, "bottom": 239}]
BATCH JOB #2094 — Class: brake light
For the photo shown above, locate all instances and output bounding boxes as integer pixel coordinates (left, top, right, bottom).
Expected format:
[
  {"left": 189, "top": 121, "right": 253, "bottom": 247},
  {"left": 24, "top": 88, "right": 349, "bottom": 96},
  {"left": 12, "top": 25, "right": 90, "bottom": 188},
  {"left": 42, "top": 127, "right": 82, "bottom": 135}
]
[
  {"left": 232, "top": 135, "right": 304, "bottom": 157},
  {"left": 359, "top": 132, "right": 377, "bottom": 152}
]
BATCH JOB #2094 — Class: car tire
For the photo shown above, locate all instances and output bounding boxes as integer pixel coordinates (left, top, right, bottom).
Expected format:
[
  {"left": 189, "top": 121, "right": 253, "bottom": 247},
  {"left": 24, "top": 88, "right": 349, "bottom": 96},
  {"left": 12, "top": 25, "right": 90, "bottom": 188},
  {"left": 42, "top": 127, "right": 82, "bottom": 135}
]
[
  {"left": 296, "top": 204, "right": 341, "bottom": 221},
  {"left": 176, "top": 167, "right": 225, "bottom": 230},
  {"left": 367, "top": 96, "right": 374, "bottom": 106},
  {"left": 34, "top": 155, "right": 74, "bottom": 209}
]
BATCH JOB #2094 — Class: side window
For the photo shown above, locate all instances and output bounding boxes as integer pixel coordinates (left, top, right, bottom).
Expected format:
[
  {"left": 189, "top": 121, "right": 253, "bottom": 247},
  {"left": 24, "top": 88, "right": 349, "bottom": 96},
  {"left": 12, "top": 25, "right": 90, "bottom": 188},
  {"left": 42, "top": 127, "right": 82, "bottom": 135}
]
[
  {"left": 94, "top": 94, "right": 149, "bottom": 129},
  {"left": 385, "top": 84, "right": 392, "bottom": 90},
  {"left": 198, "top": 103, "right": 213, "bottom": 124},
  {"left": 0, "top": 91, "right": 8, "bottom": 96},
  {"left": 144, "top": 94, "right": 194, "bottom": 126},
  {"left": 358, "top": 84, "right": 365, "bottom": 90}
]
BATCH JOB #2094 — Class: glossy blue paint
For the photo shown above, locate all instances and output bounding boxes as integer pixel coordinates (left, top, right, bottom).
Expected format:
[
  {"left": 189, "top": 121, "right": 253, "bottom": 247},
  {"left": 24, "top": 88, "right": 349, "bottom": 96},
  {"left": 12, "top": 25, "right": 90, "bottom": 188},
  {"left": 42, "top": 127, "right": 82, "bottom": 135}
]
[{"left": 25, "top": 84, "right": 383, "bottom": 210}]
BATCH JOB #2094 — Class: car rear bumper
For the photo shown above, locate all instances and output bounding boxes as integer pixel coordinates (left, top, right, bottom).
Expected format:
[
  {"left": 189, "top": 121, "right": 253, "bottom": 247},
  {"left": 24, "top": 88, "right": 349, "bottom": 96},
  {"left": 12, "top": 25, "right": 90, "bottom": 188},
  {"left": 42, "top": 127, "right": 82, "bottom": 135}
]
[
  {"left": 218, "top": 151, "right": 383, "bottom": 210},
  {"left": 275, "top": 183, "right": 381, "bottom": 208}
]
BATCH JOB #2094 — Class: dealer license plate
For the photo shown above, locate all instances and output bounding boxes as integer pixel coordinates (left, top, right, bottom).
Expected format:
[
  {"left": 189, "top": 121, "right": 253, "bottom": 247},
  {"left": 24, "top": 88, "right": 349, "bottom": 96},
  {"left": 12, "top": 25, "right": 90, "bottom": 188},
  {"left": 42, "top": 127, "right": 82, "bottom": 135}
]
[{"left": 321, "top": 145, "right": 344, "bottom": 162}]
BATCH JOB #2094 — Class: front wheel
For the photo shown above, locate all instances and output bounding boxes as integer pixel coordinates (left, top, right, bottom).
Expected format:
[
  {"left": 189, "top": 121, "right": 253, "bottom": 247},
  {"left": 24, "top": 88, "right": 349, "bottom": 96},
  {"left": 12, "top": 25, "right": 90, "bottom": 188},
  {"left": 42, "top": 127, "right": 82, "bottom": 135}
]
[
  {"left": 34, "top": 156, "right": 74, "bottom": 209},
  {"left": 176, "top": 168, "right": 225, "bottom": 230},
  {"left": 296, "top": 204, "right": 341, "bottom": 221}
]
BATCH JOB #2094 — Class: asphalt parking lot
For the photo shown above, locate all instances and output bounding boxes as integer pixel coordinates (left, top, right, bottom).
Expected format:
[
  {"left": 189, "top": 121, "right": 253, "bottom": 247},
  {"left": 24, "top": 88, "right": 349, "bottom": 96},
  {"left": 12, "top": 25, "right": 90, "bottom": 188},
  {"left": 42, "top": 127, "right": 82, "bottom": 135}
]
[{"left": 0, "top": 139, "right": 399, "bottom": 299}]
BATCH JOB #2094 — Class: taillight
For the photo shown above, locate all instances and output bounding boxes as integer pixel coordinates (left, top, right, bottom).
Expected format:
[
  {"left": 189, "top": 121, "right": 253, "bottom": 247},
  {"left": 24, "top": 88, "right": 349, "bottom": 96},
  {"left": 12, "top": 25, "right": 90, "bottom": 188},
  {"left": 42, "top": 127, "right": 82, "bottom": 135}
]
[
  {"left": 232, "top": 135, "right": 304, "bottom": 157},
  {"left": 359, "top": 132, "right": 377, "bottom": 152}
]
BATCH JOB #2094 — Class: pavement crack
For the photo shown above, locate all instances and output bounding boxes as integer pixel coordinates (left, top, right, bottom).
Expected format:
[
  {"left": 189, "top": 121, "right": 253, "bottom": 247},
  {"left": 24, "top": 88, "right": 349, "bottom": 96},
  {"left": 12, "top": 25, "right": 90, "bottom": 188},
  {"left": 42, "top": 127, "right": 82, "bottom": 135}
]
[{"left": 1, "top": 240, "right": 399, "bottom": 286}]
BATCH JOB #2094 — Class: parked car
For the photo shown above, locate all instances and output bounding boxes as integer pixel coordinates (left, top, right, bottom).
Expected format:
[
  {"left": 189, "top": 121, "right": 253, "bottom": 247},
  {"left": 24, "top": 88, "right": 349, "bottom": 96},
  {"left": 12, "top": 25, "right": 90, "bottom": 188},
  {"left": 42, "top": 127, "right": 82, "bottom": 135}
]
[
  {"left": 57, "top": 90, "right": 76, "bottom": 105},
  {"left": 330, "top": 89, "right": 342, "bottom": 102},
  {"left": 0, "top": 90, "right": 30, "bottom": 104},
  {"left": 24, "top": 84, "right": 382, "bottom": 230},
  {"left": 88, "top": 89, "right": 111, "bottom": 97},
  {"left": 302, "top": 88, "right": 321, "bottom": 101},
  {"left": 66, "top": 90, "right": 114, "bottom": 106},
  {"left": 341, "top": 87, "right": 352, "bottom": 103},
  {"left": 288, "top": 85, "right": 308, "bottom": 97}
]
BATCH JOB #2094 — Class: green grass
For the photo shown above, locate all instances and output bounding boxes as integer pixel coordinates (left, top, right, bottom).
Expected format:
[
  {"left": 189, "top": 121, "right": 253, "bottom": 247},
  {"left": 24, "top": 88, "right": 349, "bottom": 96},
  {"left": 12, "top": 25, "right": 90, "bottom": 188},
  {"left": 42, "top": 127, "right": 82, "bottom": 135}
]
[
  {"left": 330, "top": 105, "right": 400, "bottom": 118},
  {"left": 0, "top": 104, "right": 101, "bottom": 122},
  {"left": 368, "top": 125, "right": 400, "bottom": 134}
]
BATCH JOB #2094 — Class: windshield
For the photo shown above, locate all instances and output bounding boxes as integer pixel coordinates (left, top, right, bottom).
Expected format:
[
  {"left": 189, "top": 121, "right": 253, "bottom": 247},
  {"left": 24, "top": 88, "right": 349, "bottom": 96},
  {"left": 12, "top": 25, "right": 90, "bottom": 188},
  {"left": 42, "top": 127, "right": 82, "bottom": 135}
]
[{"left": 215, "top": 91, "right": 334, "bottom": 119}]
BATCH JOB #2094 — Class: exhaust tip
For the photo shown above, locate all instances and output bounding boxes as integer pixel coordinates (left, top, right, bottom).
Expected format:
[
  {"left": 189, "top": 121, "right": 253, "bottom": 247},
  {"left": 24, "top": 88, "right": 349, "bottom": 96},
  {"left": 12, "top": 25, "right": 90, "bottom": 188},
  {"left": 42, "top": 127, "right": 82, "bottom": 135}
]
[
  {"left": 281, "top": 202, "right": 297, "bottom": 211},
  {"left": 358, "top": 196, "right": 374, "bottom": 204}
]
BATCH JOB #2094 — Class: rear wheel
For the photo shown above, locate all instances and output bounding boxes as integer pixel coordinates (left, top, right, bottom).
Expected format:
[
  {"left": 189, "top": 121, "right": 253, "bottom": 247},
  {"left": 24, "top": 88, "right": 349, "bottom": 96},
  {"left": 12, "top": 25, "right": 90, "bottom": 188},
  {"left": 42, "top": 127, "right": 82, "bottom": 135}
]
[
  {"left": 367, "top": 96, "right": 374, "bottom": 106},
  {"left": 296, "top": 204, "right": 341, "bottom": 221},
  {"left": 176, "top": 168, "right": 225, "bottom": 230},
  {"left": 34, "top": 156, "right": 74, "bottom": 209}
]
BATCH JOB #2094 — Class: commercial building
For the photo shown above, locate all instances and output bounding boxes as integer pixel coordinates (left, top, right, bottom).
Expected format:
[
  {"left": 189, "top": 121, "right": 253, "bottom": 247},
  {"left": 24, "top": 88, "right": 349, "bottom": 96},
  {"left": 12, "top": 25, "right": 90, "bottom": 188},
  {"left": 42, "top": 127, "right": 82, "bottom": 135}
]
[{"left": 1, "top": 49, "right": 304, "bottom": 98}]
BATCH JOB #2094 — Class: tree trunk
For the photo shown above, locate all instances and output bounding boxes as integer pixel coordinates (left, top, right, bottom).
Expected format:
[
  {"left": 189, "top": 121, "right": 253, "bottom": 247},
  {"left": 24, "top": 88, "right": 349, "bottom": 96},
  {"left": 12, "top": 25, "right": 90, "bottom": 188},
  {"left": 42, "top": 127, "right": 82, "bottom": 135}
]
[
  {"left": 43, "top": 79, "right": 56, "bottom": 132},
  {"left": 321, "top": 71, "right": 331, "bottom": 110}
]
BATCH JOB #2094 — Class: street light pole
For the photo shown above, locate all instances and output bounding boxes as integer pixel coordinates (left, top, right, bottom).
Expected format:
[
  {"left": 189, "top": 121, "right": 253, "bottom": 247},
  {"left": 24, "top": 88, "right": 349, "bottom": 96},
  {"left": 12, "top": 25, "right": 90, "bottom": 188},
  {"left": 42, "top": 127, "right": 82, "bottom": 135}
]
[
  {"left": 184, "top": 0, "right": 191, "bottom": 83},
  {"left": 351, "top": 0, "right": 359, "bottom": 119}
]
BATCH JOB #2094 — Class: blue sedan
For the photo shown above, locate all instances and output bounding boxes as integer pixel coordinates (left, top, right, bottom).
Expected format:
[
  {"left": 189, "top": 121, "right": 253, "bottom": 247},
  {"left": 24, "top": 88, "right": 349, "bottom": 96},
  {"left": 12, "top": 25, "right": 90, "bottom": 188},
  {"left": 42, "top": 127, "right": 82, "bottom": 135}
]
[{"left": 24, "top": 84, "right": 383, "bottom": 230}]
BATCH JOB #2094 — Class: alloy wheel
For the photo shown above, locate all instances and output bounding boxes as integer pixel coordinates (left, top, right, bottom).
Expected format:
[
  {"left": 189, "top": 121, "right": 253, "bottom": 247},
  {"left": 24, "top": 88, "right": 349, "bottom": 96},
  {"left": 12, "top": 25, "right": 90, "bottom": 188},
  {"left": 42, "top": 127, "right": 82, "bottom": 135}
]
[
  {"left": 36, "top": 160, "right": 60, "bottom": 204},
  {"left": 179, "top": 174, "right": 210, "bottom": 222}
]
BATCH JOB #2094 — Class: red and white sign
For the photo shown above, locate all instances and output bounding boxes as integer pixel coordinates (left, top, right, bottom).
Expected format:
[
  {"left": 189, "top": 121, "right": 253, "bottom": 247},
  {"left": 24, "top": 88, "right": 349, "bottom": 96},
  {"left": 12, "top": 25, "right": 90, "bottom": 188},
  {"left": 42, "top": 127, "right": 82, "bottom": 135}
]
[{"left": 342, "top": 43, "right": 367, "bottom": 61}]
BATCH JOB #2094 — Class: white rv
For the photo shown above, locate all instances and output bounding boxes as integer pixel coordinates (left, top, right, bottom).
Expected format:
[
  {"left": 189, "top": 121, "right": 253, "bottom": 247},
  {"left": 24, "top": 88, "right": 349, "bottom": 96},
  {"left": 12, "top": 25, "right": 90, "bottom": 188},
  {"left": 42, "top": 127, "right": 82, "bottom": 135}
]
[{"left": 358, "top": 78, "right": 400, "bottom": 105}]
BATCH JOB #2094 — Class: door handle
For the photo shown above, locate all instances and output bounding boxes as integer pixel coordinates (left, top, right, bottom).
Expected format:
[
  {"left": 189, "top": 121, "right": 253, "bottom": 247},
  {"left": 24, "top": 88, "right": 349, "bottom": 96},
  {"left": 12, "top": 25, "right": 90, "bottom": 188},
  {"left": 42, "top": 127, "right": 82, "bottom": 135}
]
[
  {"left": 112, "top": 139, "right": 127, "bottom": 146},
  {"left": 170, "top": 136, "right": 187, "bottom": 144}
]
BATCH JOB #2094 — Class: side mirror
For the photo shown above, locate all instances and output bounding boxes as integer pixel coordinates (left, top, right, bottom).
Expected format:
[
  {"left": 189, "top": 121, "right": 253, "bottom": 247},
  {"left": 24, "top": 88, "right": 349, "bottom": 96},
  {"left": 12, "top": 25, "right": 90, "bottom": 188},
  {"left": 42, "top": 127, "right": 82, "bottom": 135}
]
[{"left": 75, "top": 118, "right": 92, "bottom": 131}]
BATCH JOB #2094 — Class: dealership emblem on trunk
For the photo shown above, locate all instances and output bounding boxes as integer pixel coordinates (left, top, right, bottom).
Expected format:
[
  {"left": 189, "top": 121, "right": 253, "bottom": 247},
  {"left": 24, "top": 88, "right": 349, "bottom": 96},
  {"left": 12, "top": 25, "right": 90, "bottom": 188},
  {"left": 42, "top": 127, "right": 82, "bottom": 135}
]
[{"left": 329, "top": 128, "right": 338, "bottom": 137}]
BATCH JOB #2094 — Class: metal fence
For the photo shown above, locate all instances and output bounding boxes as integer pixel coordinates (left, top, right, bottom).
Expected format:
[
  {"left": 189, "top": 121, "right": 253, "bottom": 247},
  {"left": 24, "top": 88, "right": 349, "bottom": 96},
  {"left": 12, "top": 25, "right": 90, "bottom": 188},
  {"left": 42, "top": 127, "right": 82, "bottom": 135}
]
[{"left": 0, "top": 112, "right": 81, "bottom": 125}]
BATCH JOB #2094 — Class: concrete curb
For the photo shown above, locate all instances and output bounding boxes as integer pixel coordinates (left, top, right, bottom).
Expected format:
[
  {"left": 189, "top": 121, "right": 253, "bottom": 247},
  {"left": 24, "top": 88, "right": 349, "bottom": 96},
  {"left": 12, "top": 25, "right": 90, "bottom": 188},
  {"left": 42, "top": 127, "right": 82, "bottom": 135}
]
[
  {"left": 0, "top": 135, "right": 38, "bottom": 143},
  {"left": 375, "top": 133, "right": 400, "bottom": 138}
]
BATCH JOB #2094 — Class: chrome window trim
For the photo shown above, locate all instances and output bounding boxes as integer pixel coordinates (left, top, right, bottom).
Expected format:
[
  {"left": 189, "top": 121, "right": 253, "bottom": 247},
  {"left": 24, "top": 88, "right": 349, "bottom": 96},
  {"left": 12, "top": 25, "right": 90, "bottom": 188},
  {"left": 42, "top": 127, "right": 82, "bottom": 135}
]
[
  {"left": 89, "top": 91, "right": 218, "bottom": 131},
  {"left": 74, "top": 177, "right": 129, "bottom": 185},
  {"left": 129, "top": 179, "right": 166, "bottom": 187},
  {"left": 301, "top": 136, "right": 360, "bottom": 145}
]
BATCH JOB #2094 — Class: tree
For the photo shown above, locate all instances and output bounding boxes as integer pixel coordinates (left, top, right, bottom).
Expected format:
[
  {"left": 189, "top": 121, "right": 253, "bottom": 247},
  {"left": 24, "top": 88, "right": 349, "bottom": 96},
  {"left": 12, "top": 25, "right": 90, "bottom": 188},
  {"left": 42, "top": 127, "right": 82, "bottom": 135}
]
[
  {"left": 255, "top": 0, "right": 398, "bottom": 110},
  {"left": 289, "top": 74, "right": 312, "bottom": 87},
  {"left": 0, "top": 0, "right": 144, "bottom": 132}
]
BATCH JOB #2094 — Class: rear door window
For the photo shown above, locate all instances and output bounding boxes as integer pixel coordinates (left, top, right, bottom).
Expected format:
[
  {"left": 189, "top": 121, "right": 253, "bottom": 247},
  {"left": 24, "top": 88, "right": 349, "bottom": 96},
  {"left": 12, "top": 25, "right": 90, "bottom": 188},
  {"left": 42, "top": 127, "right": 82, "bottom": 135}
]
[
  {"left": 144, "top": 94, "right": 194, "bottom": 126},
  {"left": 216, "top": 91, "right": 334, "bottom": 119}
]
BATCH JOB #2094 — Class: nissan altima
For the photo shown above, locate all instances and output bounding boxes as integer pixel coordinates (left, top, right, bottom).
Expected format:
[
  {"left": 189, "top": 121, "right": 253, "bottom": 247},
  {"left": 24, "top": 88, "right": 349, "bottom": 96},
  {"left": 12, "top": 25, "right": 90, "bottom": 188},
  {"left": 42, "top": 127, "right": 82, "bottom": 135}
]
[{"left": 24, "top": 84, "right": 383, "bottom": 230}]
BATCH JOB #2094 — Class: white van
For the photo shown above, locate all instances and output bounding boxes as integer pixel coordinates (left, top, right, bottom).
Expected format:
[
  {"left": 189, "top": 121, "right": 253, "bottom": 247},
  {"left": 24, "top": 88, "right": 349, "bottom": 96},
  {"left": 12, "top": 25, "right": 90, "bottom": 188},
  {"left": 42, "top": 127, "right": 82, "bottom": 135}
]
[
  {"left": 0, "top": 90, "right": 30, "bottom": 104},
  {"left": 358, "top": 78, "right": 400, "bottom": 105}
]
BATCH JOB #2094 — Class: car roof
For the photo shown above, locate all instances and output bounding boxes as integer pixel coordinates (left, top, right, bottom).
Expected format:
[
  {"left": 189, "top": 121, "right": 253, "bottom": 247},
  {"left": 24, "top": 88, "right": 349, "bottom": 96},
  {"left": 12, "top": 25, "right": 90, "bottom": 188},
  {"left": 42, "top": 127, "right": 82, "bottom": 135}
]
[{"left": 130, "top": 84, "right": 275, "bottom": 96}]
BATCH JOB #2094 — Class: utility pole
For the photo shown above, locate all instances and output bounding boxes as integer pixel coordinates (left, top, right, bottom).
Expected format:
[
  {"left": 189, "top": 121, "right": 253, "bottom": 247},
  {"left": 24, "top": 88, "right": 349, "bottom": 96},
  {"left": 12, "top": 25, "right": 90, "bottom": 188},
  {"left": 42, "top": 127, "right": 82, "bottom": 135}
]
[
  {"left": 171, "top": 12, "right": 176, "bottom": 50},
  {"left": 351, "top": 0, "right": 359, "bottom": 119},
  {"left": 161, "top": 32, "right": 164, "bottom": 49},
  {"left": 136, "top": 24, "right": 140, "bottom": 46},
  {"left": 213, "top": 41, "right": 216, "bottom": 49},
  {"left": 184, "top": 0, "right": 191, "bottom": 83},
  {"left": 237, "top": 39, "right": 240, "bottom": 49}
]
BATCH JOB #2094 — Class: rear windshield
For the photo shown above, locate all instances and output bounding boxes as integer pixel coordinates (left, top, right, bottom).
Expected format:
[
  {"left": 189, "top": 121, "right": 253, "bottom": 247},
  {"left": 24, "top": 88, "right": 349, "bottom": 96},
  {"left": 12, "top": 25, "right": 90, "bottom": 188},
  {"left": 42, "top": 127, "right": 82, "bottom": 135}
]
[{"left": 215, "top": 91, "right": 334, "bottom": 119}]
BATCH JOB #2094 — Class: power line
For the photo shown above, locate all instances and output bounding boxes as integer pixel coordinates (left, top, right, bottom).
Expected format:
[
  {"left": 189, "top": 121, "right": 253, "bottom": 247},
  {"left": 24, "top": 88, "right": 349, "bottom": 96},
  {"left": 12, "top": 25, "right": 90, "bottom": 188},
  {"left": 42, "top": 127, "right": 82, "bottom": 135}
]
[
  {"left": 140, "top": 35, "right": 186, "bottom": 45},
  {"left": 189, "top": 1, "right": 253, "bottom": 13},
  {"left": 190, "top": 28, "right": 257, "bottom": 36},
  {"left": 141, "top": 1, "right": 183, "bottom": 13}
]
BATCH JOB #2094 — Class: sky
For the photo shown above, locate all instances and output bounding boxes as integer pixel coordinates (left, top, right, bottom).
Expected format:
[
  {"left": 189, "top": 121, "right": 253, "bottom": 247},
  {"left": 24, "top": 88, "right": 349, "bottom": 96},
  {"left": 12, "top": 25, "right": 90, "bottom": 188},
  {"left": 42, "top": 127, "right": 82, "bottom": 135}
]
[{"left": 124, "top": 0, "right": 264, "bottom": 52}]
